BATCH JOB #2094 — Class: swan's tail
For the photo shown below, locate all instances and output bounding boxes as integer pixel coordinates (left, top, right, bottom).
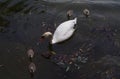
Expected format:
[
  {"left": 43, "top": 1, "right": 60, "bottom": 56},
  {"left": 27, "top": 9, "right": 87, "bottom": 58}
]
[{"left": 73, "top": 17, "right": 77, "bottom": 24}]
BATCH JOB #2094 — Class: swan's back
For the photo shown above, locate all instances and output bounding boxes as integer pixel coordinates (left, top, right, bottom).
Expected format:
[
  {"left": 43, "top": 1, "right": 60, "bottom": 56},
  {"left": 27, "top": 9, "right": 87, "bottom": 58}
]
[{"left": 52, "top": 18, "right": 77, "bottom": 44}]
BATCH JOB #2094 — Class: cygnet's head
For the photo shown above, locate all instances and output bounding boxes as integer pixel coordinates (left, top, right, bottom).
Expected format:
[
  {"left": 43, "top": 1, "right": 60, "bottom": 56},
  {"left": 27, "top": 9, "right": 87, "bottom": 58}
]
[
  {"left": 67, "top": 10, "right": 73, "bottom": 20},
  {"left": 29, "top": 62, "right": 36, "bottom": 78},
  {"left": 83, "top": 9, "right": 90, "bottom": 17},
  {"left": 29, "top": 63, "right": 36, "bottom": 73},
  {"left": 27, "top": 48, "right": 34, "bottom": 61}
]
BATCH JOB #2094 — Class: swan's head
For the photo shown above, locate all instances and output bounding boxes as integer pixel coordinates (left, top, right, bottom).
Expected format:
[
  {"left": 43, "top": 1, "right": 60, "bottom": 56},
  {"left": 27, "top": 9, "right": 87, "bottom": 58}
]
[
  {"left": 40, "top": 32, "right": 53, "bottom": 42},
  {"left": 83, "top": 9, "right": 90, "bottom": 17},
  {"left": 41, "top": 32, "right": 52, "bottom": 38}
]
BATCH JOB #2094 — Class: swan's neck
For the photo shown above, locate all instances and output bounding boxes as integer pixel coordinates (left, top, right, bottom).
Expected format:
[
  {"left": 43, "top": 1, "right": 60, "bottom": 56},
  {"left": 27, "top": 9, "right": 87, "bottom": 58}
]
[{"left": 49, "top": 35, "right": 53, "bottom": 44}]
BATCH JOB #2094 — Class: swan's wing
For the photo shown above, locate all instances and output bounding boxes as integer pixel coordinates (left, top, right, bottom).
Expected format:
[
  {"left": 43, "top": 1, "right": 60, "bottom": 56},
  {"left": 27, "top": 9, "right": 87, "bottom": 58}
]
[
  {"left": 54, "top": 20, "right": 75, "bottom": 35},
  {"left": 56, "top": 18, "right": 77, "bottom": 33},
  {"left": 58, "top": 19, "right": 76, "bottom": 30},
  {"left": 52, "top": 29, "right": 75, "bottom": 44},
  {"left": 52, "top": 20, "right": 76, "bottom": 44}
]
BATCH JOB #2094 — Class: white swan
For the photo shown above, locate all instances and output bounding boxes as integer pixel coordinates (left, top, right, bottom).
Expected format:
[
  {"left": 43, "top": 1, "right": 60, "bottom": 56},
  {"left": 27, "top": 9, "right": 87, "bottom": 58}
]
[{"left": 41, "top": 18, "right": 77, "bottom": 44}]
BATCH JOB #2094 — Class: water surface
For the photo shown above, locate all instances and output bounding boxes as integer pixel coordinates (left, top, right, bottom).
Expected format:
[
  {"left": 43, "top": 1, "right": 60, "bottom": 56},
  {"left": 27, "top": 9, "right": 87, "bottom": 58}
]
[{"left": 0, "top": 0, "right": 120, "bottom": 79}]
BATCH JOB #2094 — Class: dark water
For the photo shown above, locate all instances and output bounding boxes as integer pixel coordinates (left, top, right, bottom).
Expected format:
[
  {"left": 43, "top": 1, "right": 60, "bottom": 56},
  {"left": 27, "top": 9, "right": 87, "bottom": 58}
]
[{"left": 0, "top": 0, "right": 120, "bottom": 79}]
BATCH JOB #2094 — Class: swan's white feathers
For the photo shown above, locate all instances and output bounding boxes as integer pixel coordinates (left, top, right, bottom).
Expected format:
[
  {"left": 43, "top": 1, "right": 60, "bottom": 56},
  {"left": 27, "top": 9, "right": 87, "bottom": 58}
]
[{"left": 52, "top": 18, "right": 77, "bottom": 44}]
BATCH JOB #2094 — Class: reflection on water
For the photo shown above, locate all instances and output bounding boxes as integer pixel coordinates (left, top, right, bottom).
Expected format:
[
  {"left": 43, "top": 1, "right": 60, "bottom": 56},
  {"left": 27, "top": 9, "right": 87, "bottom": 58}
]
[
  {"left": 0, "top": 0, "right": 120, "bottom": 79},
  {"left": 43, "top": 0, "right": 120, "bottom": 4}
]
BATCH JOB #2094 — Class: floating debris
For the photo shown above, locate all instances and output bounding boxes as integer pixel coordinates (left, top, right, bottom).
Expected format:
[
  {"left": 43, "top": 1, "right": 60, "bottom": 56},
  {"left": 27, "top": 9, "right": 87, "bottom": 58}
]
[
  {"left": 50, "top": 50, "right": 88, "bottom": 71},
  {"left": 79, "top": 48, "right": 84, "bottom": 52},
  {"left": 50, "top": 51, "right": 56, "bottom": 55},
  {"left": 79, "top": 57, "right": 88, "bottom": 63},
  {"left": 66, "top": 66, "right": 70, "bottom": 72},
  {"left": 77, "top": 56, "right": 81, "bottom": 62},
  {"left": 28, "top": 62, "right": 36, "bottom": 78},
  {"left": 27, "top": 49, "right": 35, "bottom": 61},
  {"left": 83, "top": 9, "right": 90, "bottom": 18}
]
